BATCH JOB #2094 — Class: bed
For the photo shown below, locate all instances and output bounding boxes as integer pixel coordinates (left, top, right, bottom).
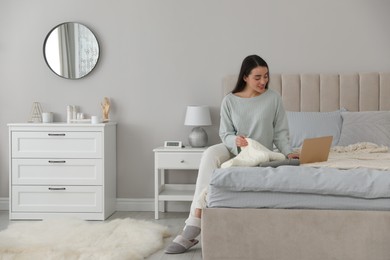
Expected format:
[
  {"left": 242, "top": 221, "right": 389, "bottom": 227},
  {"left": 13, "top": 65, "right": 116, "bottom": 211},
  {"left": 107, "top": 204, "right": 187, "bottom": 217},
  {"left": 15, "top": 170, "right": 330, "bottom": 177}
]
[{"left": 201, "top": 72, "right": 390, "bottom": 260}]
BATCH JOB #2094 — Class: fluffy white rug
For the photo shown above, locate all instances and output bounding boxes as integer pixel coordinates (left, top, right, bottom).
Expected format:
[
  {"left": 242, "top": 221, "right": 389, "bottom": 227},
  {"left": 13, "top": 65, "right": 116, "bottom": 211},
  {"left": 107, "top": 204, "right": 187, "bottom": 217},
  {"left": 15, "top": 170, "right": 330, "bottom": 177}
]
[{"left": 0, "top": 217, "right": 170, "bottom": 260}]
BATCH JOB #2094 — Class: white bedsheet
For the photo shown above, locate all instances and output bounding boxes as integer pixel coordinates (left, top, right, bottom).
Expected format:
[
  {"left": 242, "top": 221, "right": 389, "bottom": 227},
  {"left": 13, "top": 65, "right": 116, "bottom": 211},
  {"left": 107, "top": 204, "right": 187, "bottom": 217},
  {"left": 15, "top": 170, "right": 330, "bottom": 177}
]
[{"left": 300, "top": 142, "right": 390, "bottom": 170}]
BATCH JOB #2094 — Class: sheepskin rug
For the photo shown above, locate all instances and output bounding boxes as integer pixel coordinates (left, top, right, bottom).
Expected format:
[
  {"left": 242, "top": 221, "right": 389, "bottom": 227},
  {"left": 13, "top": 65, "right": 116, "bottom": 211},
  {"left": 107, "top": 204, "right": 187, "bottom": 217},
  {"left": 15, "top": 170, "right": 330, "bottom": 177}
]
[{"left": 0, "top": 217, "right": 170, "bottom": 260}]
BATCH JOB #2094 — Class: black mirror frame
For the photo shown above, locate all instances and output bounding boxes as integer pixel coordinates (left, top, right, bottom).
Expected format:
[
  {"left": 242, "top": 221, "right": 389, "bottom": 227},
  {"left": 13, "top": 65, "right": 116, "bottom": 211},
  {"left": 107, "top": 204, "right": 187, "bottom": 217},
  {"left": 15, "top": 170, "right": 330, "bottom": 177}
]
[{"left": 43, "top": 22, "right": 100, "bottom": 80}]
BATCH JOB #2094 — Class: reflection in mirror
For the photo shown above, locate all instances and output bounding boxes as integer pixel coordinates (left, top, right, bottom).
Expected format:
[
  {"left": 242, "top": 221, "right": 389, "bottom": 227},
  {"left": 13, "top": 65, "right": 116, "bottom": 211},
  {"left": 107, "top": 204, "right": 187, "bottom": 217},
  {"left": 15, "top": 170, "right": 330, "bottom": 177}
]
[{"left": 44, "top": 22, "right": 100, "bottom": 79}]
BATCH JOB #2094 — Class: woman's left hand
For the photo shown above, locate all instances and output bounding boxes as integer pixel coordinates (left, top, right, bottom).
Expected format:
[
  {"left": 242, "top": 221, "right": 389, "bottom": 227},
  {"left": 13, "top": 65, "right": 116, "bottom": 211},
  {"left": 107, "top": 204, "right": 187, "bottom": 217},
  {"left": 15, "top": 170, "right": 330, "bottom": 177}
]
[{"left": 236, "top": 135, "right": 248, "bottom": 147}]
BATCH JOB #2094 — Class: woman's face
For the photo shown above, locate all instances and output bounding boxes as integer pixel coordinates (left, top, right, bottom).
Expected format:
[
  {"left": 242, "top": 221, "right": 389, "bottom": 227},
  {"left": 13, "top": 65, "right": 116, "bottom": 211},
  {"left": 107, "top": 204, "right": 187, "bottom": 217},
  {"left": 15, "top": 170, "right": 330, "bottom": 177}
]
[{"left": 243, "top": 66, "right": 269, "bottom": 95}]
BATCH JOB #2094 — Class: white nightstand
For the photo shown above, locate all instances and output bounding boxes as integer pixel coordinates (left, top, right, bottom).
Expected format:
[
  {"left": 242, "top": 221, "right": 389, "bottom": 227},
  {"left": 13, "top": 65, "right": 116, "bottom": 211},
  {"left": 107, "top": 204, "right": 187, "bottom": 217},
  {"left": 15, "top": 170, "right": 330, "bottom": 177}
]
[{"left": 153, "top": 146, "right": 207, "bottom": 219}]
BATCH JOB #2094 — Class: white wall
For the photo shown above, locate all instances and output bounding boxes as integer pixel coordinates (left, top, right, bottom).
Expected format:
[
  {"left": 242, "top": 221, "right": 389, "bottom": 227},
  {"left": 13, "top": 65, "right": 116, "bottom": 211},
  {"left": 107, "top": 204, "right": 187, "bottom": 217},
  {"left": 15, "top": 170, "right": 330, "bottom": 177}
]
[{"left": 1, "top": 0, "right": 389, "bottom": 199}]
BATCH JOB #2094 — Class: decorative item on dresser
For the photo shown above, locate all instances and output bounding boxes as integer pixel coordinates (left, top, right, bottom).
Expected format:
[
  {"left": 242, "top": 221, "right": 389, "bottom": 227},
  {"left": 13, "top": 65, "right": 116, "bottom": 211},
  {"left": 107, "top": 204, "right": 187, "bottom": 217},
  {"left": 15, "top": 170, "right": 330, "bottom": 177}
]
[
  {"left": 101, "top": 97, "right": 111, "bottom": 122},
  {"left": 153, "top": 146, "right": 207, "bottom": 219},
  {"left": 28, "top": 102, "right": 43, "bottom": 123},
  {"left": 41, "top": 112, "right": 54, "bottom": 123},
  {"left": 184, "top": 106, "right": 212, "bottom": 147},
  {"left": 8, "top": 122, "right": 117, "bottom": 220}
]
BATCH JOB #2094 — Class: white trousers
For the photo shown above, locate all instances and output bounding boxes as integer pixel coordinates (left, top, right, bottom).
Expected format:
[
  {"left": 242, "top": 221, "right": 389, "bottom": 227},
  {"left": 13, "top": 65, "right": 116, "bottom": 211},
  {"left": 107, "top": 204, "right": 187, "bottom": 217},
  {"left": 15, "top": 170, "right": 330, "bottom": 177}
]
[{"left": 188, "top": 143, "right": 232, "bottom": 218}]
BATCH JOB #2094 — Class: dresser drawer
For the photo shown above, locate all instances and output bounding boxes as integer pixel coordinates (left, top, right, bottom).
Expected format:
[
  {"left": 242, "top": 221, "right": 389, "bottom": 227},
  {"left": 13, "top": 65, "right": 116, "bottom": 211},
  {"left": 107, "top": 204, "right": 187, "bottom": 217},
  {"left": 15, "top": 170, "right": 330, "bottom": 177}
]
[
  {"left": 12, "top": 186, "right": 102, "bottom": 213},
  {"left": 156, "top": 152, "right": 202, "bottom": 169},
  {"left": 12, "top": 159, "right": 103, "bottom": 185},
  {"left": 11, "top": 131, "right": 102, "bottom": 158}
]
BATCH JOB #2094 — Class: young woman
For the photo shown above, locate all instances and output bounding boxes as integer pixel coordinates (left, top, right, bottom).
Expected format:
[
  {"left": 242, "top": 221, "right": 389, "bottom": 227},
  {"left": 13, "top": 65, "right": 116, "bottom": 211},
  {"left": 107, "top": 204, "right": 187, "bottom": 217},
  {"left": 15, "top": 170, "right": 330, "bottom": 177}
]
[{"left": 165, "top": 54, "right": 297, "bottom": 254}]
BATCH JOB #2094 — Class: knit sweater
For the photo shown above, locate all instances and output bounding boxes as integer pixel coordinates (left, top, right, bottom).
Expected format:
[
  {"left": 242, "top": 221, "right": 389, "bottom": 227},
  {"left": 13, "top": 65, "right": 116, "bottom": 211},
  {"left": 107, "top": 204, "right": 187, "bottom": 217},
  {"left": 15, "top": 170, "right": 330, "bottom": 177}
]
[{"left": 219, "top": 89, "right": 292, "bottom": 156}]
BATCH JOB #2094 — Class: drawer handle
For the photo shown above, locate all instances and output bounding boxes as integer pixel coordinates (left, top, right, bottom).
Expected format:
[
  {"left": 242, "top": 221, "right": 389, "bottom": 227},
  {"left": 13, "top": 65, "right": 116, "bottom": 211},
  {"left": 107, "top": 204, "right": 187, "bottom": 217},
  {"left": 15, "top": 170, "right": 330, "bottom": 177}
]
[
  {"left": 48, "top": 187, "right": 66, "bottom": 191},
  {"left": 48, "top": 133, "right": 66, "bottom": 136},
  {"left": 48, "top": 160, "right": 66, "bottom": 164},
  {"left": 180, "top": 160, "right": 185, "bottom": 163}
]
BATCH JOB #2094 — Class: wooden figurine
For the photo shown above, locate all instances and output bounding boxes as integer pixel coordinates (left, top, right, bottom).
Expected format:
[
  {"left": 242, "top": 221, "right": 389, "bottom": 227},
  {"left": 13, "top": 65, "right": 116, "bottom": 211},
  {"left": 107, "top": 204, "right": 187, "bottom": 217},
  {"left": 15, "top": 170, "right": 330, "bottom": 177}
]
[{"left": 101, "top": 97, "right": 110, "bottom": 122}]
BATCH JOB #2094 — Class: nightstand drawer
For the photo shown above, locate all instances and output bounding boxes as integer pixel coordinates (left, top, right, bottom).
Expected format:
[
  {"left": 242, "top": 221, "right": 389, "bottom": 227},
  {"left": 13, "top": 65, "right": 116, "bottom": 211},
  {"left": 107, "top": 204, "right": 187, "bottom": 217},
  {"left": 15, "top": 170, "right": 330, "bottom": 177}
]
[
  {"left": 156, "top": 152, "right": 202, "bottom": 169},
  {"left": 11, "top": 131, "right": 102, "bottom": 158},
  {"left": 12, "top": 159, "right": 103, "bottom": 185},
  {"left": 12, "top": 186, "right": 102, "bottom": 213}
]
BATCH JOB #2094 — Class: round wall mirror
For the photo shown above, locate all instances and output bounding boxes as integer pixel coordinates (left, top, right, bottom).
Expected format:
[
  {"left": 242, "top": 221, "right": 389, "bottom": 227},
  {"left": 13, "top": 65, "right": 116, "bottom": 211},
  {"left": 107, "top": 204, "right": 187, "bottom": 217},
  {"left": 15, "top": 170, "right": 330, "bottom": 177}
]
[{"left": 43, "top": 22, "right": 100, "bottom": 79}]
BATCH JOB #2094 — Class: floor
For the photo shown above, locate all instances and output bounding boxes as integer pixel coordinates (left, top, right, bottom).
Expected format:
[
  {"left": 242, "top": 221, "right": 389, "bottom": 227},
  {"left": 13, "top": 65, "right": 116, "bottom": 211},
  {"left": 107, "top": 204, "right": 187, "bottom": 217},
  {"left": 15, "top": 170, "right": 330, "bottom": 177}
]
[{"left": 0, "top": 210, "right": 202, "bottom": 260}]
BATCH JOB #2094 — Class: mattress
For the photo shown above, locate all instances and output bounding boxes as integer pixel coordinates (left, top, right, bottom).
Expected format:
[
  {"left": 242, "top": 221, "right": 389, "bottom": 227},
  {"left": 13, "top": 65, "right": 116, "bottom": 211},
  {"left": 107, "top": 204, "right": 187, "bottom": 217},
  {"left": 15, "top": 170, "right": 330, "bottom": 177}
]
[
  {"left": 207, "top": 189, "right": 390, "bottom": 211},
  {"left": 207, "top": 165, "right": 390, "bottom": 211}
]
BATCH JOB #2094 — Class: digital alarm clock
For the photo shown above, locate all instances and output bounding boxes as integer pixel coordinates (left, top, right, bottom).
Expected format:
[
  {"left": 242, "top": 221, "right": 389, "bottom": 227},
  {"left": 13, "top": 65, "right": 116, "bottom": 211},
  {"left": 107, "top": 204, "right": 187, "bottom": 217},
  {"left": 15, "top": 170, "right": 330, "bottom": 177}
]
[{"left": 164, "top": 141, "right": 183, "bottom": 148}]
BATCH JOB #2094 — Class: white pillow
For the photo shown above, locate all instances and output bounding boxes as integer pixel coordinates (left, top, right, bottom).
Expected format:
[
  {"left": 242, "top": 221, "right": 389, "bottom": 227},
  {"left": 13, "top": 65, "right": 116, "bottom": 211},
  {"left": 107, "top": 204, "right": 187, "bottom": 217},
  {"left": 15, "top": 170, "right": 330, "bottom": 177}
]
[
  {"left": 338, "top": 111, "right": 390, "bottom": 147},
  {"left": 287, "top": 110, "right": 344, "bottom": 148}
]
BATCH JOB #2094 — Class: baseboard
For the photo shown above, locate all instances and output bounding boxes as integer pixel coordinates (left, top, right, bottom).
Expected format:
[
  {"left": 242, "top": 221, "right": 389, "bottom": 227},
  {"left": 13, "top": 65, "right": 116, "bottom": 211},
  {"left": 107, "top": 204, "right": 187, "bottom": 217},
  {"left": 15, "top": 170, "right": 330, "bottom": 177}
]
[
  {"left": 0, "top": 197, "right": 8, "bottom": 211},
  {"left": 0, "top": 197, "right": 190, "bottom": 213},
  {"left": 116, "top": 198, "right": 191, "bottom": 212},
  {"left": 116, "top": 198, "right": 155, "bottom": 211}
]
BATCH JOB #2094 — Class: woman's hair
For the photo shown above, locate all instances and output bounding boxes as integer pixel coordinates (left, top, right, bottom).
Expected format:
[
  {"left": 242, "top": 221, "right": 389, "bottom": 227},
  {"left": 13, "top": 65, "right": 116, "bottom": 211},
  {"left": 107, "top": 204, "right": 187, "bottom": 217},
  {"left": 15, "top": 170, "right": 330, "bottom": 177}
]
[{"left": 232, "top": 55, "right": 269, "bottom": 93}]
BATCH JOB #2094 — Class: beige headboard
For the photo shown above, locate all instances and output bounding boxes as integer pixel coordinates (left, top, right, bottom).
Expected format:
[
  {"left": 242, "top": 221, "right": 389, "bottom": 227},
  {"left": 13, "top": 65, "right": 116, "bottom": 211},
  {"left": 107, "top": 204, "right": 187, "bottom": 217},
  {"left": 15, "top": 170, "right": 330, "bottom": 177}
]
[{"left": 222, "top": 73, "right": 390, "bottom": 112}]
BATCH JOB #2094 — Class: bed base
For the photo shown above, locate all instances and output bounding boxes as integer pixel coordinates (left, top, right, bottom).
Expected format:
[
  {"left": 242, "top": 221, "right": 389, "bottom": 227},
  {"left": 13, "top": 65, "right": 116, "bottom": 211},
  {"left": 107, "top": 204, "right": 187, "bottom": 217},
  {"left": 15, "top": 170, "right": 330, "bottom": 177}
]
[{"left": 201, "top": 208, "right": 390, "bottom": 260}]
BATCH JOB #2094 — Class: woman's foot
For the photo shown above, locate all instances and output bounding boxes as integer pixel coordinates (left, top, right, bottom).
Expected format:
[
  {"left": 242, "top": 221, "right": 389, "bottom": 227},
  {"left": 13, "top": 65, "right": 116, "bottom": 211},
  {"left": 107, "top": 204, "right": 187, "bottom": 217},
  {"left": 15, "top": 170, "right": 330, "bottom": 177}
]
[
  {"left": 182, "top": 224, "right": 201, "bottom": 239},
  {"left": 164, "top": 224, "right": 201, "bottom": 254},
  {"left": 164, "top": 235, "right": 199, "bottom": 254}
]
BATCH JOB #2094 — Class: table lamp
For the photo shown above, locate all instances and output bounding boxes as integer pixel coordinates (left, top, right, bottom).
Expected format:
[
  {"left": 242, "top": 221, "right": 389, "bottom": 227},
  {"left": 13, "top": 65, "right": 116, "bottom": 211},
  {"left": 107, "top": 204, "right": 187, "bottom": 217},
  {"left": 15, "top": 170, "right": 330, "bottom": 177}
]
[{"left": 184, "top": 105, "right": 212, "bottom": 147}]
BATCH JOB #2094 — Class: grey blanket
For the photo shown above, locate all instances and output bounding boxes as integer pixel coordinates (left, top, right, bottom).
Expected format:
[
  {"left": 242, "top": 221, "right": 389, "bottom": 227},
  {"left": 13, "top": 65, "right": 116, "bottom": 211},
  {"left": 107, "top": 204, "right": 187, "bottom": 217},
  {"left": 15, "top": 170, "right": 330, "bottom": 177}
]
[{"left": 210, "top": 166, "right": 390, "bottom": 199}]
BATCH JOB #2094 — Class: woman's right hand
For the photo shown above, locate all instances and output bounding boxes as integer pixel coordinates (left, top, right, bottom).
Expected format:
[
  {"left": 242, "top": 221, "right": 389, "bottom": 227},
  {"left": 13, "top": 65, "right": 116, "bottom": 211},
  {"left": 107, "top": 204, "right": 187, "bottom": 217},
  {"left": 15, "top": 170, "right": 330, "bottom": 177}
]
[
  {"left": 236, "top": 135, "right": 248, "bottom": 147},
  {"left": 287, "top": 153, "right": 300, "bottom": 159}
]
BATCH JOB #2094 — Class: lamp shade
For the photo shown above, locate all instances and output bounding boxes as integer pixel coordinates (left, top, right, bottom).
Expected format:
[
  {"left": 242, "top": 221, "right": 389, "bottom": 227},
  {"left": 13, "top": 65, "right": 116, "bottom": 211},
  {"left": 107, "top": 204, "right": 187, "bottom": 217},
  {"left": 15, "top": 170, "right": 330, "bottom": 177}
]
[{"left": 184, "top": 106, "right": 212, "bottom": 126}]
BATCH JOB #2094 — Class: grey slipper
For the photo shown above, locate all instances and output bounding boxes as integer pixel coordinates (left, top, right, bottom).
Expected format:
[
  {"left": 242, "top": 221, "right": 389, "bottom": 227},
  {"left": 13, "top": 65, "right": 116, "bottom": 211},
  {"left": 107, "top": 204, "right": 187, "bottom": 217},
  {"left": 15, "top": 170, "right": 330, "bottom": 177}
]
[
  {"left": 182, "top": 225, "right": 201, "bottom": 240},
  {"left": 164, "top": 235, "right": 199, "bottom": 254}
]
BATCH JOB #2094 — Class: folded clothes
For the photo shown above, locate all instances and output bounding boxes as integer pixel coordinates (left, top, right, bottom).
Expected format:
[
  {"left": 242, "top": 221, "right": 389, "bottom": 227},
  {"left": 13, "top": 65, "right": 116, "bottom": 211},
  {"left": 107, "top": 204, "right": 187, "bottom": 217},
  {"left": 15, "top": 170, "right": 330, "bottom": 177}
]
[{"left": 258, "top": 159, "right": 300, "bottom": 167}]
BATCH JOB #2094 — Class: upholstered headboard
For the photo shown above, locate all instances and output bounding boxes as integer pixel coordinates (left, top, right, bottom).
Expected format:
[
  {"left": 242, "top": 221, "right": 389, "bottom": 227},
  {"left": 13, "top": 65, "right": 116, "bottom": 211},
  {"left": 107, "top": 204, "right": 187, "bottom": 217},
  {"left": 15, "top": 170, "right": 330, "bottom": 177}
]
[{"left": 222, "top": 73, "right": 390, "bottom": 112}]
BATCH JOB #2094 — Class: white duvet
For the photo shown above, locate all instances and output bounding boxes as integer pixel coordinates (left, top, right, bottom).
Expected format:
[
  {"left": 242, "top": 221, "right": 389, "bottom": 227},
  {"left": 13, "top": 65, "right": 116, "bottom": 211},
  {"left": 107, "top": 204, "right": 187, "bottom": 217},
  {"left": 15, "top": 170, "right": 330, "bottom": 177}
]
[{"left": 208, "top": 142, "right": 390, "bottom": 208}]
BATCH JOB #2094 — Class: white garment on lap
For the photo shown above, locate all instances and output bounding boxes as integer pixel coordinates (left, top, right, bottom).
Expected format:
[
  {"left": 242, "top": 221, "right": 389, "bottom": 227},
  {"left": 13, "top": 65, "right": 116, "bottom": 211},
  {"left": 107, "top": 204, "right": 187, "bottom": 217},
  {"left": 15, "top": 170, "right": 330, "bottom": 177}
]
[{"left": 221, "top": 138, "right": 286, "bottom": 168}]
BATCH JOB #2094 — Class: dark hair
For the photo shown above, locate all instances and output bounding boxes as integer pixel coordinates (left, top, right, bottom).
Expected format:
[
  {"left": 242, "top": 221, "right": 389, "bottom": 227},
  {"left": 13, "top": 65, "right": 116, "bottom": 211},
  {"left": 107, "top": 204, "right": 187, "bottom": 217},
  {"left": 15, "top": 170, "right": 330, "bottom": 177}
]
[{"left": 232, "top": 55, "right": 269, "bottom": 93}]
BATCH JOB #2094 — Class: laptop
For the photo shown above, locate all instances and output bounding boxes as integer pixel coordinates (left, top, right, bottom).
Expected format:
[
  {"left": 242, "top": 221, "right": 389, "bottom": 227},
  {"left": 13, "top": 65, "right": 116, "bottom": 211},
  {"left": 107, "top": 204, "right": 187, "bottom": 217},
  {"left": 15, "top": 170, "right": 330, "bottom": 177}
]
[
  {"left": 299, "top": 136, "right": 333, "bottom": 164},
  {"left": 258, "top": 135, "right": 333, "bottom": 167}
]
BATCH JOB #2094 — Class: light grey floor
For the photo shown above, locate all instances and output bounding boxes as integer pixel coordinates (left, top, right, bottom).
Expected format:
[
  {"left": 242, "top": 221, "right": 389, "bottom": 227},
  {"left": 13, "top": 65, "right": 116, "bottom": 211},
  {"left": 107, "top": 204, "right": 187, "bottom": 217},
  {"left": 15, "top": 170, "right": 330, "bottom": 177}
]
[{"left": 0, "top": 210, "right": 202, "bottom": 260}]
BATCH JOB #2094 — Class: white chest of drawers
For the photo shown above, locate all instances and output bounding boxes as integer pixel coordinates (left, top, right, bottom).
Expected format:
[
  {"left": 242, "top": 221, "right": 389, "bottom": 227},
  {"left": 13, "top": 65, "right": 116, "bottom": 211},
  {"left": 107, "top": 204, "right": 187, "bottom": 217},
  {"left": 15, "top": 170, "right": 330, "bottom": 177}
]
[{"left": 8, "top": 123, "right": 117, "bottom": 220}]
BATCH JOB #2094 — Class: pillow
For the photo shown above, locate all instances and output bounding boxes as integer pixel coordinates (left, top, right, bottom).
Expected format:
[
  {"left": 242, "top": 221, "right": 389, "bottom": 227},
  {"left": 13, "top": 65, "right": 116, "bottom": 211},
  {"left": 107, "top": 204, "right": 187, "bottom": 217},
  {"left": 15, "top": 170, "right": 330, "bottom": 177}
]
[
  {"left": 338, "top": 111, "right": 390, "bottom": 147},
  {"left": 287, "top": 110, "right": 344, "bottom": 148}
]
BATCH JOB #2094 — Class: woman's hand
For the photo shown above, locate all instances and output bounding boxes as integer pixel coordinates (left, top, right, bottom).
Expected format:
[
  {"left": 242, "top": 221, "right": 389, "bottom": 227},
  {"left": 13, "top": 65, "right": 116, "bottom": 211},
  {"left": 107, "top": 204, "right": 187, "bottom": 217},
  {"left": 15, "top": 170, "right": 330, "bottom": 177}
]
[
  {"left": 287, "top": 153, "right": 300, "bottom": 159},
  {"left": 236, "top": 135, "right": 248, "bottom": 147}
]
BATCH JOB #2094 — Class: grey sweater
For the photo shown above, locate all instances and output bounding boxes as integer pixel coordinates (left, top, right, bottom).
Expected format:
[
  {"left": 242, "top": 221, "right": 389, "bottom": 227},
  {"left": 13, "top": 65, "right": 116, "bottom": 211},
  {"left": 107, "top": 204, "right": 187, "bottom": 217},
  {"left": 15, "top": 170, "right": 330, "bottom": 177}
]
[{"left": 219, "top": 89, "right": 292, "bottom": 156}]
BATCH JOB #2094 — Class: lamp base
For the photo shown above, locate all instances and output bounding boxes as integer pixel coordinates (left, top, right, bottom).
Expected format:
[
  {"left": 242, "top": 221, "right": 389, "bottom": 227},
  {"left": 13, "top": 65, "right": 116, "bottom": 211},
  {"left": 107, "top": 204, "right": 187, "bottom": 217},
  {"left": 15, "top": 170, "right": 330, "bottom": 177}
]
[{"left": 189, "top": 127, "right": 208, "bottom": 147}]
